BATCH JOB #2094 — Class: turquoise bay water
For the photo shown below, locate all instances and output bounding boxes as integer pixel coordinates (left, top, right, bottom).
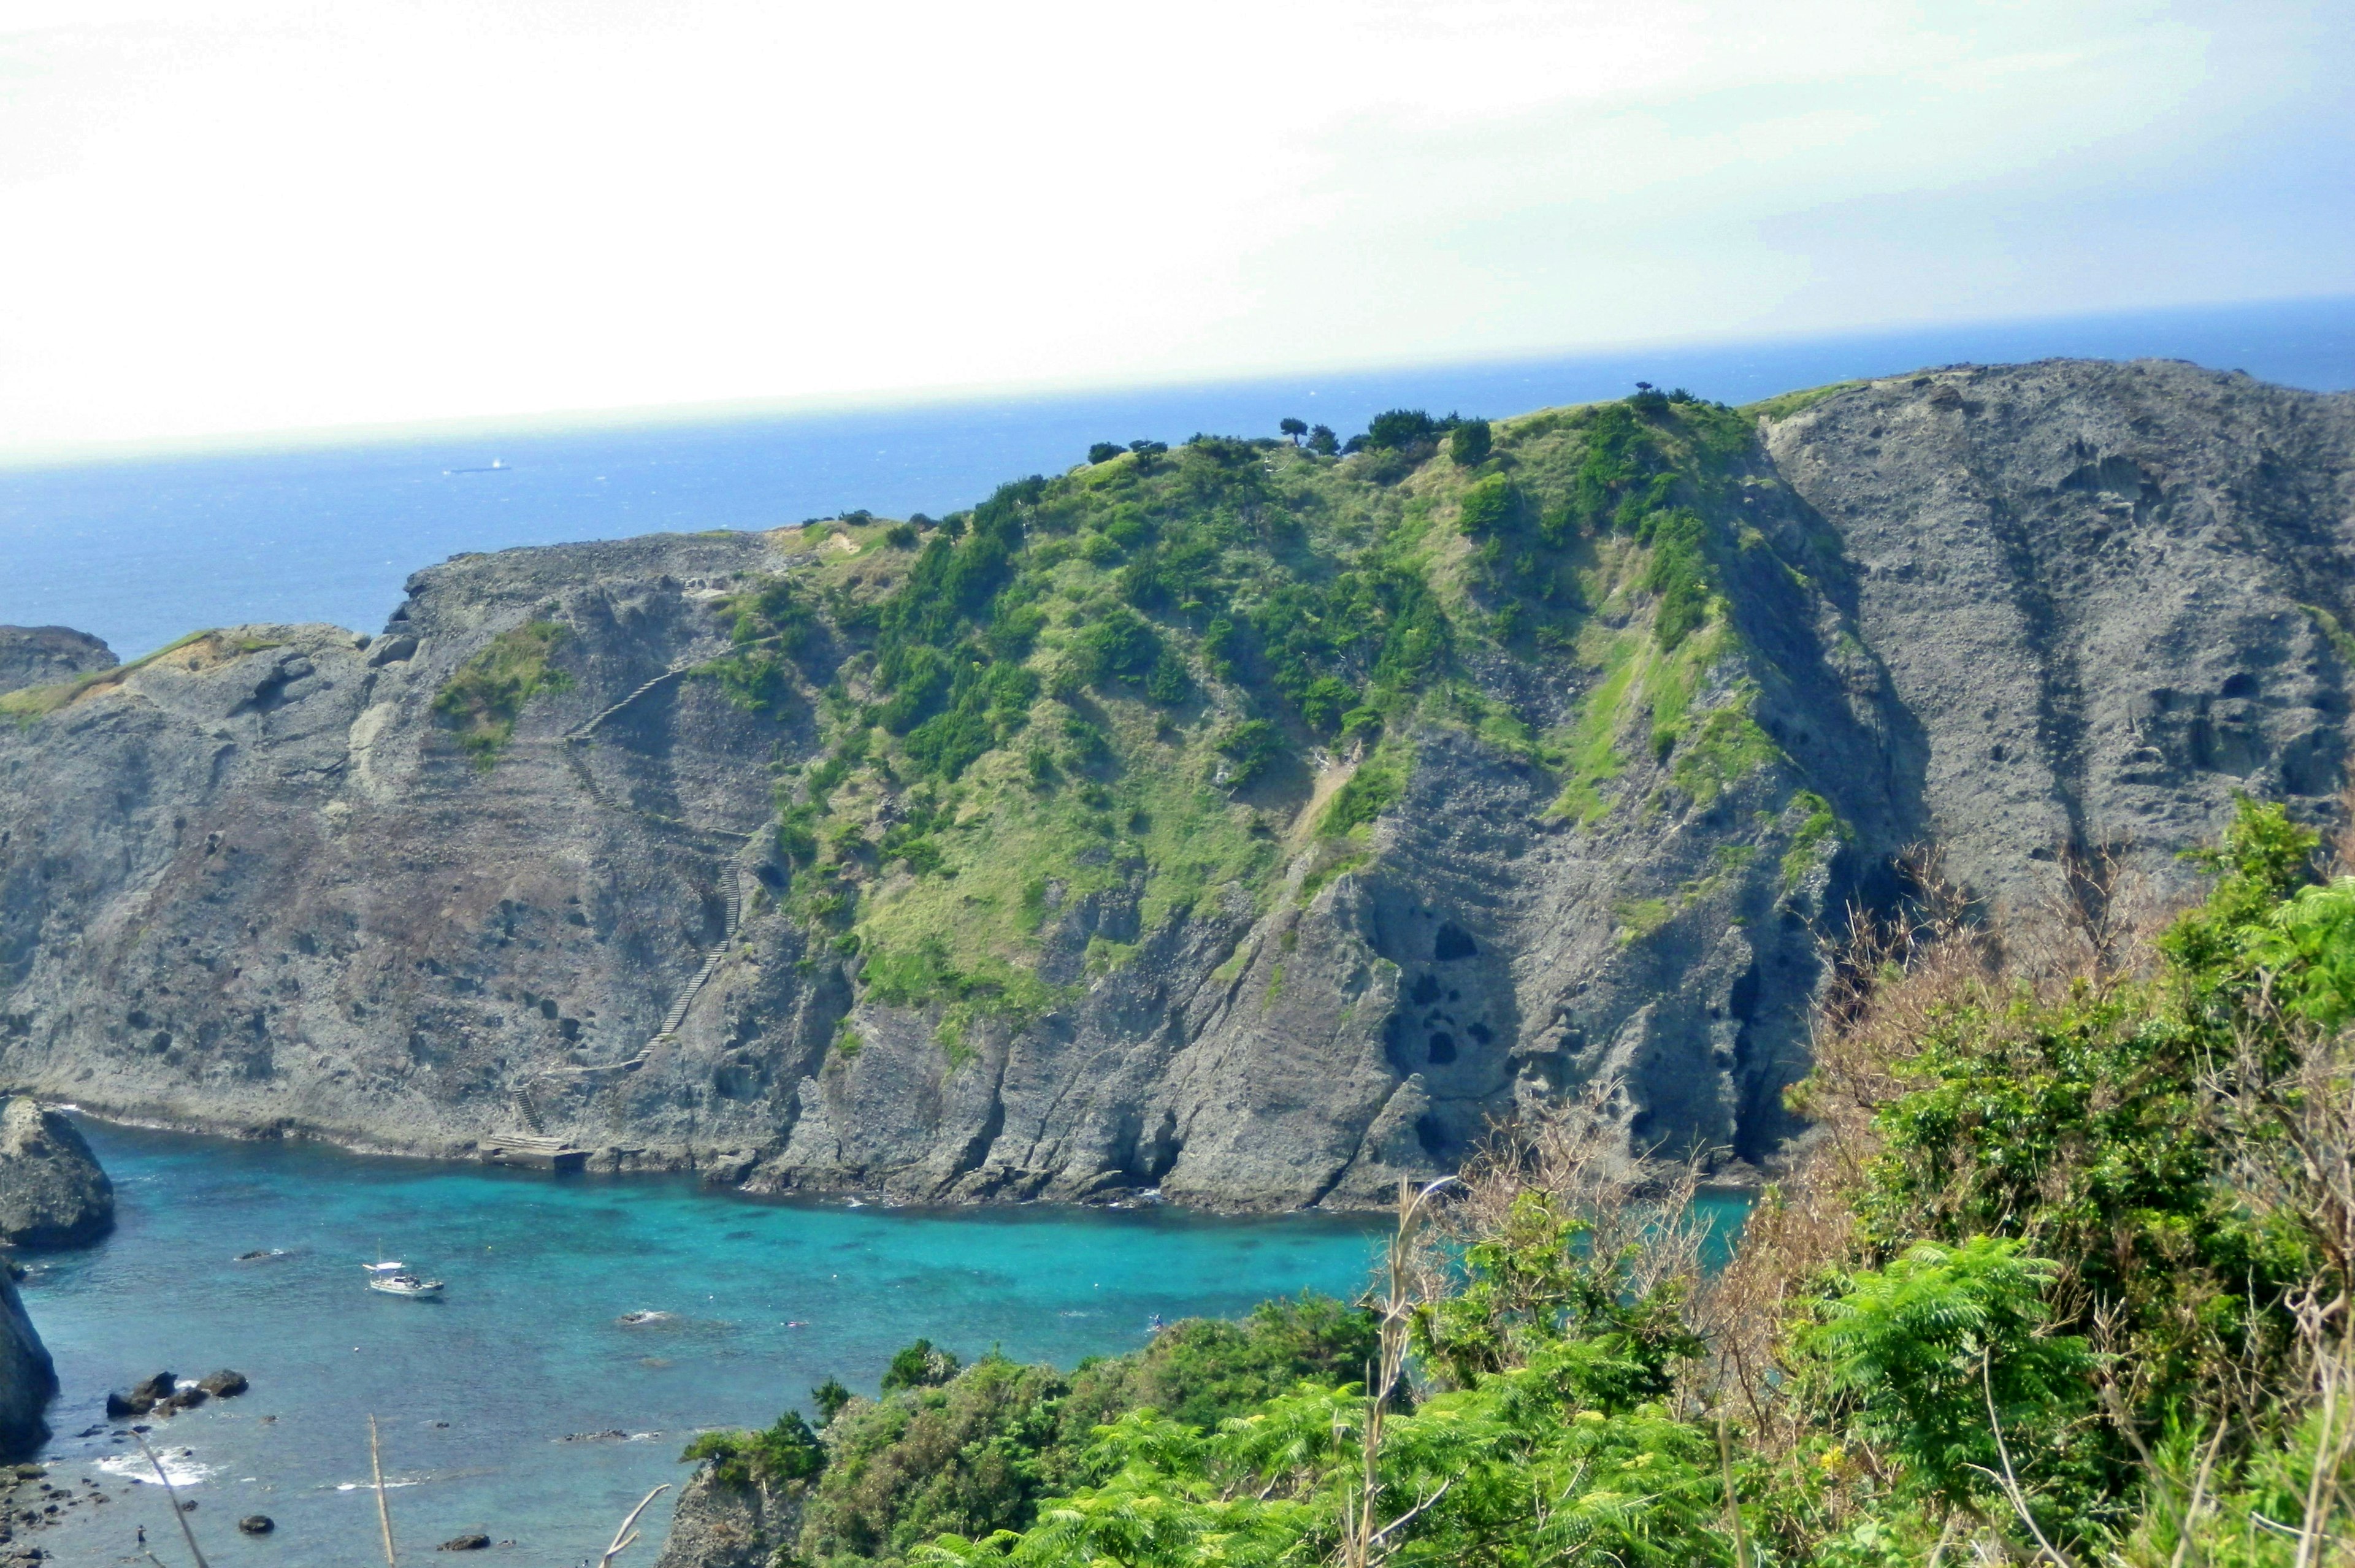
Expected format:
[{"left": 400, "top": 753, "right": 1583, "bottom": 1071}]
[{"left": 20, "top": 1121, "right": 1388, "bottom": 1566}]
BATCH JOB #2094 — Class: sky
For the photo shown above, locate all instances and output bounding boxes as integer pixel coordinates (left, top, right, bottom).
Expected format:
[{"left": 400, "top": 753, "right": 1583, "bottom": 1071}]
[{"left": 1, "top": 0, "right": 2349, "bottom": 456}]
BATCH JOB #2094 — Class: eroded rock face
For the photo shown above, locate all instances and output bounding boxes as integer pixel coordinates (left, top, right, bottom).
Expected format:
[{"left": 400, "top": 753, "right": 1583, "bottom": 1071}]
[
  {"left": 0, "top": 628, "right": 113, "bottom": 697},
  {"left": 0, "top": 1268, "right": 56, "bottom": 1461},
  {"left": 0, "top": 1100, "right": 113, "bottom": 1249},
  {"left": 0, "top": 361, "right": 2346, "bottom": 1210},
  {"left": 652, "top": 1464, "right": 804, "bottom": 1568}
]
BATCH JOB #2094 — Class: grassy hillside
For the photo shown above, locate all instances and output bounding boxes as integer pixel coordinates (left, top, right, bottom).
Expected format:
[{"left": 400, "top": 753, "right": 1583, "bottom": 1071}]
[{"left": 703, "top": 388, "right": 1828, "bottom": 1050}]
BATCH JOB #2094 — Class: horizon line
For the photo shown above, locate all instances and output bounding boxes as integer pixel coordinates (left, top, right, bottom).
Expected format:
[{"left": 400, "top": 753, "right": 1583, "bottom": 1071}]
[{"left": 6, "top": 292, "right": 2348, "bottom": 473}]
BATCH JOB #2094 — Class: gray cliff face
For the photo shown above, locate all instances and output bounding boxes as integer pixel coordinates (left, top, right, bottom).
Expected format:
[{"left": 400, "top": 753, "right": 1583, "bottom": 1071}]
[
  {"left": 0, "top": 360, "right": 2348, "bottom": 1209},
  {"left": 652, "top": 1464, "right": 803, "bottom": 1568},
  {"left": 0, "top": 1268, "right": 56, "bottom": 1461},
  {"left": 0, "top": 628, "right": 113, "bottom": 698},
  {"left": 0, "top": 1098, "right": 113, "bottom": 1249}
]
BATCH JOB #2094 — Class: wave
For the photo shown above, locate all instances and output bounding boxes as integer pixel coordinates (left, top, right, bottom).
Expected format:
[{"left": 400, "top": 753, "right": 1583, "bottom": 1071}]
[{"left": 96, "top": 1451, "right": 217, "bottom": 1488}]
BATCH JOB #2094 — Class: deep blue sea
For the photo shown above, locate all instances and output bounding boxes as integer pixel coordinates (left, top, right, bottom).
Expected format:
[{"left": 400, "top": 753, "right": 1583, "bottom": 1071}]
[{"left": 4, "top": 297, "right": 2351, "bottom": 660}]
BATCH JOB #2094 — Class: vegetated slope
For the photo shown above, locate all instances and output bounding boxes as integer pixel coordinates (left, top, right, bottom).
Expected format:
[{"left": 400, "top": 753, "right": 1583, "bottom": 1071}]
[
  {"left": 0, "top": 360, "right": 2347, "bottom": 1209},
  {"left": 656, "top": 799, "right": 2355, "bottom": 1568}
]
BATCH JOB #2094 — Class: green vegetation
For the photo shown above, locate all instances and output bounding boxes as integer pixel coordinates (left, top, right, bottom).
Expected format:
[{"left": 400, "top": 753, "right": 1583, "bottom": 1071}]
[
  {"left": 2305, "top": 603, "right": 2355, "bottom": 666},
  {"left": 670, "top": 798, "right": 2355, "bottom": 1568},
  {"left": 682, "top": 1299, "right": 1377, "bottom": 1568},
  {"left": 432, "top": 619, "right": 572, "bottom": 768},
  {"left": 670, "top": 385, "right": 1871, "bottom": 1054}
]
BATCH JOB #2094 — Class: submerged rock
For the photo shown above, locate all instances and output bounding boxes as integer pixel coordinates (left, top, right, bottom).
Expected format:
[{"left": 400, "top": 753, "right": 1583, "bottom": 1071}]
[
  {"left": 0, "top": 1101, "right": 113, "bottom": 1250},
  {"left": 237, "top": 1515, "right": 274, "bottom": 1535},
  {"left": 436, "top": 1532, "right": 490, "bottom": 1551}
]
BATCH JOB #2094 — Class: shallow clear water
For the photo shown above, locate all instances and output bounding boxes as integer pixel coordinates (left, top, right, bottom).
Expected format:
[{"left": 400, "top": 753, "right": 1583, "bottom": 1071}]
[
  {"left": 18, "top": 1120, "right": 1392, "bottom": 1566},
  {"left": 4, "top": 297, "right": 2349, "bottom": 660}
]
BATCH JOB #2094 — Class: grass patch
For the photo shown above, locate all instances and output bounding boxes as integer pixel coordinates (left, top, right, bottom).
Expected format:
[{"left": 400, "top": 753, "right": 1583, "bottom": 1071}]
[
  {"left": 1740, "top": 380, "right": 1867, "bottom": 423},
  {"left": 433, "top": 620, "right": 572, "bottom": 770},
  {"left": 0, "top": 629, "right": 227, "bottom": 724},
  {"left": 1779, "top": 789, "right": 1847, "bottom": 892},
  {"left": 2304, "top": 604, "right": 2355, "bottom": 665},
  {"left": 1318, "top": 739, "right": 1411, "bottom": 838},
  {"left": 1614, "top": 897, "right": 1672, "bottom": 944}
]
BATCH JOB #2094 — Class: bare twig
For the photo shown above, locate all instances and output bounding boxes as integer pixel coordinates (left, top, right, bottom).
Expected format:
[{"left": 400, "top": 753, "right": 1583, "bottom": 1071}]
[
  {"left": 1717, "top": 1412, "right": 1751, "bottom": 1568},
  {"left": 599, "top": 1483, "right": 673, "bottom": 1568},
  {"left": 1978, "top": 1352, "right": 2075, "bottom": 1568},
  {"left": 370, "top": 1412, "right": 397, "bottom": 1567},
  {"left": 132, "top": 1432, "right": 210, "bottom": 1568}
]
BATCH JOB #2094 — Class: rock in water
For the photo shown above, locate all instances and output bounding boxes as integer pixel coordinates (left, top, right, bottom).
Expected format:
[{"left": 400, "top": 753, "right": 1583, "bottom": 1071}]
[
  {"left": 237, "top": 1515, "right": 275, "bottom": 1535},
  {"left": 436, "top": 1532, "right": 491, "bottom": 1551},
  {"left": 0, "top": 1100, "right": 113, "bottom": 1250},
  {"left": 196, "top": 1370, "right": 248, "bottom": 1398},
  {"left": 0, "top": 1268, "right": 58, "bottom": 1460},
  {"left": 654, "top": 1461, "right": 805, "bottom": 1568}
]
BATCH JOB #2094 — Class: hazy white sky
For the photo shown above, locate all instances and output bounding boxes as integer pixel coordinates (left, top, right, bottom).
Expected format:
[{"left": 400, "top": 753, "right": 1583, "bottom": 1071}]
[{"left": 1, "top": 0, "right": 2349, "bottom": 453}]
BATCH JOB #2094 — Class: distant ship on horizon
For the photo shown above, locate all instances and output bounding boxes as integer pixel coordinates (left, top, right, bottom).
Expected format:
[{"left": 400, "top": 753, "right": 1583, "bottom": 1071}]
[{"left": 443, "top": 457, "right": 511, "bottom": 475}]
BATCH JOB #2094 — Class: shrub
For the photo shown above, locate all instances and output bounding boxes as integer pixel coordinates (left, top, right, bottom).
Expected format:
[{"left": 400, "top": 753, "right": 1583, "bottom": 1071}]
[
  {"left": 1086, "top": 442, "right": 1124, "bottom": 464},
  {"left": 1449, "top": 418, "right": 1492, "bottom": 465},
  {"left": 1217, "top": 719, "right": 1284, "bottom": 787},
  {"left": 1363, "top": 408, "right": 1439, "bottom": 449},
  {"left": 881, "top": 1338, "right": 962, "bottom": 1391},
  {"left": 884, "top": 522, "right": 919, "bottom": 549},
  {"left": 811, "top": 1377, "right": 854, "bottom": 1427},
  {"left": 680, "top": 1409, "right": 827, "bottom": 1488},
  {"left": 1456, "top": 473, "right": 1516, "bottom": 537},
  {"left": 1306, "top": 424, "right": 1339, "bottom": 456}
]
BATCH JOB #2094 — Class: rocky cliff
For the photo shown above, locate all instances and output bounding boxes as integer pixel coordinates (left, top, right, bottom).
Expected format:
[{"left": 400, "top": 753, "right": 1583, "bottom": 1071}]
[
  {"left": 653, "top": 1464, "right": 805, "bottom": 1568},
  {"left": 0, "top": 360, "right": 2347, "bottom": 1208},
  {"left": 0, "top": 1098, "right": 113, "bottom": 1249},
  {"left": 0, "top": 1268, "right": 55, "bottom": 1461}
]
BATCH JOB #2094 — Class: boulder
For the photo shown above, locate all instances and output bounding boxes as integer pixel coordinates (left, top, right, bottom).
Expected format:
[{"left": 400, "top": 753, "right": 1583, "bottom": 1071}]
[
  {"left": 0, "top": 1101, "right": 113, "bottom": 1250},
  {"left": 237, "top": 1515, "right": 275, "bottom": 1535},
  {"left": 196, "top": 1371, "right": 247, "bottom": 1398},
  {"left": 437, "top": 1532, "right": 491, "bottom": 1551},
  {"left": 0, "top": 1271, "right": 55, "bottom": 1461}
]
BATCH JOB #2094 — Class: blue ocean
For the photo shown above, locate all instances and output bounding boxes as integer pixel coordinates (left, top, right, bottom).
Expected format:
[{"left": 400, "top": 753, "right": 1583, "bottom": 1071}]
[
  {"left": 4, "top": 297, "right": 2351, "bottom": 660},
  {"left": 2, "top": 300, "right": 2352, "bottom": 1564}
]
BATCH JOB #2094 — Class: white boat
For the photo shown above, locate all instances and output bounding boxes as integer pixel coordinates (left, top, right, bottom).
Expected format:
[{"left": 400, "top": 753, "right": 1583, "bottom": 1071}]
[{"left": 364, "top": 1260, "right": 445, "bottom": 1299}]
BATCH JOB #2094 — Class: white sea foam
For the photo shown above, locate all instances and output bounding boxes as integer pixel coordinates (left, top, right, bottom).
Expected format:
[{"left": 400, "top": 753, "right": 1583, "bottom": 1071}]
[{"left": 96, "top": 1451, "right": 216, "bottom": 1488}]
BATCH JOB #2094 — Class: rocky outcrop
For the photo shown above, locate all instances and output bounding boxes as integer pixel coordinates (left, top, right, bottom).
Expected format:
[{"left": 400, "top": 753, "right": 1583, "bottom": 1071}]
[
  {"left": 0, "top": 628, "right": 112, "bottom": 698},
  {"left": 0, "top": 1100, "right": 112, "bottom": 1249},
  {"left": 0, "top": 1268, "right": 55, "bottom": 1460},
  {"left": 0, "top": 361, "right": 2346, "bottom": 1209},
  {"left": 653, "top": 1464, "right": 803, "bottom": 1568}
]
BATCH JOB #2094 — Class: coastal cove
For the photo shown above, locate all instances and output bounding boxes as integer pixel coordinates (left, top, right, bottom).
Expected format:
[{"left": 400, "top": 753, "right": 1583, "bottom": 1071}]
[{"left": 15, "top": 1119, "right": 1416, "bottom": 1566}]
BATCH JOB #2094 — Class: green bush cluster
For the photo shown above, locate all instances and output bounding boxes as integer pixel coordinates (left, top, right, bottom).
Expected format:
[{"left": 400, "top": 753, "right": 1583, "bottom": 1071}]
[{"left": 692, "top": 1302, "right": 1374, "bottom": 1568}]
